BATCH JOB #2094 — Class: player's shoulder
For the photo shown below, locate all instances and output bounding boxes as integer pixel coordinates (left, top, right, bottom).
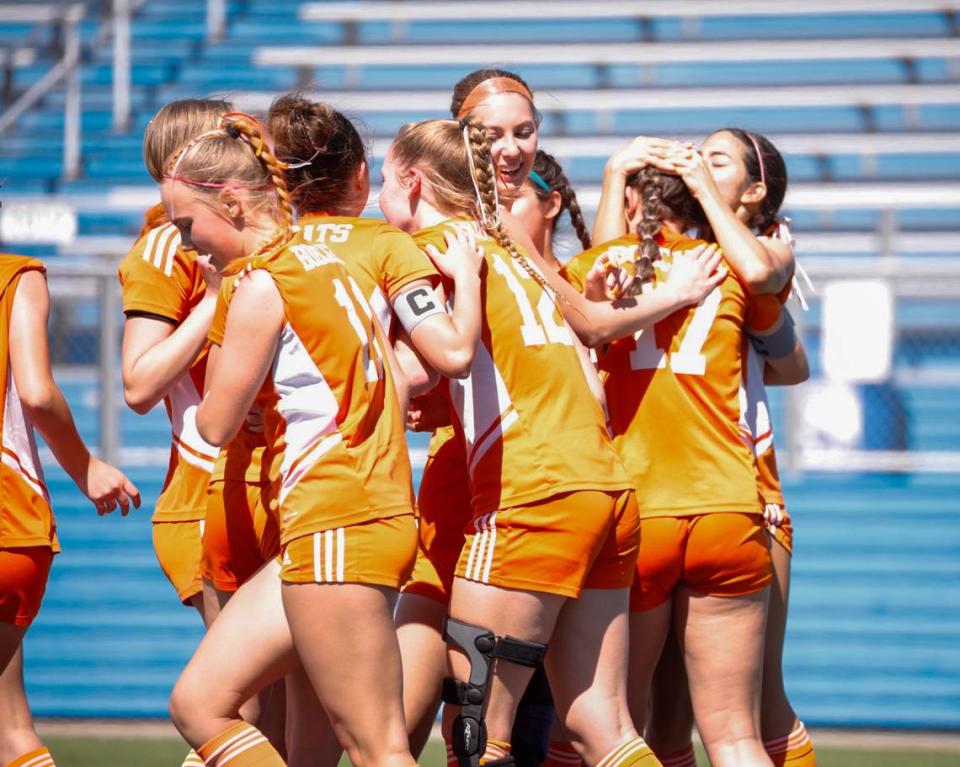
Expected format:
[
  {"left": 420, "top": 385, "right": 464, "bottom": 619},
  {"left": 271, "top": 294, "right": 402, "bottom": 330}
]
[{"left": 120, "top": 223, "right": 183, "bottom": 278}]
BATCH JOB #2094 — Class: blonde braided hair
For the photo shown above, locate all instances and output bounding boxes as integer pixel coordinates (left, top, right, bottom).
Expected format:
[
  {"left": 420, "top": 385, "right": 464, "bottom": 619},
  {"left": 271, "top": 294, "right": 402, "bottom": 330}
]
[{"left": 162, "top": 112, "right": 294, "bottom": 271}]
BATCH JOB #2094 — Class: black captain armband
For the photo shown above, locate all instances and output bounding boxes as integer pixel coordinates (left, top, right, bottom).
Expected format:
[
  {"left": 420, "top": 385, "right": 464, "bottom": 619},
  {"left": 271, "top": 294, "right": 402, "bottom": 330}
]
[
  {"left": 748, "top": 308, "right": 798, "bottom": 359},
  {"left": 394, "top": 284, "right": 446, "bottom": 335}
]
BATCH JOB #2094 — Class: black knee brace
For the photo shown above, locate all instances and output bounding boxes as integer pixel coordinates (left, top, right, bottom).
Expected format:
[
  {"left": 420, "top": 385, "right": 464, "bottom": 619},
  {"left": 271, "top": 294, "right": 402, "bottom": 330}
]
[{"left": 442, "top": 617, "right": 548, "bottom": 767}]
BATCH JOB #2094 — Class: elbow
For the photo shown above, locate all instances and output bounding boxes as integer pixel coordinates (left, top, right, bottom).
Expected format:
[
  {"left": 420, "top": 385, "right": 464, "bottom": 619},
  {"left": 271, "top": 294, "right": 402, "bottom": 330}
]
[
  {"left": 196, "top": 411, "right": 232, "bottom": 448},
  {"left": 123, "top": 385, "right": 158, "bottom": 415},
  {"left": 743, "top": 265, "right": 788, "bottom": 295},
  {"left": 19, "top": 382, "right": 59, "bottom": 416},
  {"left": 439, "top": 348, "right": 474, "bottom": 380}
]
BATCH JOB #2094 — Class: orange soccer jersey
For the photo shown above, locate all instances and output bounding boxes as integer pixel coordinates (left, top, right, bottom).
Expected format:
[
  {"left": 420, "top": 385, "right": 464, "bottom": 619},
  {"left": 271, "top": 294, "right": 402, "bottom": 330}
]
[
  {"left": 211, "top": 239, "right": 415, "bottom": 549},
  {"left": 570, "top": 231, "right": 762, "bottom": 518},
  {"left": 117, "top": 221, "right": 218, "bottom": 522},
  {"left": 292, "top": 215, "right": 439, "bottom": 338},
  {"left": 414, "top": 220, "right": 631, "bottom": 518},
  {"left": 0, "top": 256, "right": 58, "bottom": 552}
]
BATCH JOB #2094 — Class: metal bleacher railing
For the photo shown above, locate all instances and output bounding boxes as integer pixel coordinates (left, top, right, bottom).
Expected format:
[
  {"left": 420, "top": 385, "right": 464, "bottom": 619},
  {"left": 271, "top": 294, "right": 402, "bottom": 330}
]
[{"left": 0, "top": 3, "right": 84, "bottom": 179}]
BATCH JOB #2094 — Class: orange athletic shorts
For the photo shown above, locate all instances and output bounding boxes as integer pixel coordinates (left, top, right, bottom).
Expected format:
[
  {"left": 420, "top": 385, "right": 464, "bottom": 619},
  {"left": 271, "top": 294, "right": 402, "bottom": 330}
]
[
  {"left": 764, "top": 502, "right": 794, "bottom": 555},
  {"left": 201, "top": 480, "right": 281, "bottom": 592},
  {"left": 280, "top": 513, "right": 418, "bottom": 588},
  {"left": 455, "top": 489, "right": 639, "bottom": 599},
  {"left": 402, "top": 439, "right": 472, "bottom": 604},
  {"left": 153, "top": 520, "right": 204, "bottom": 605},
  {"left": 0, "top": 547, "right": 54, "bottom": 627},
  {"left": 630, "top": 512, "right": 772, "bottom": 612}
]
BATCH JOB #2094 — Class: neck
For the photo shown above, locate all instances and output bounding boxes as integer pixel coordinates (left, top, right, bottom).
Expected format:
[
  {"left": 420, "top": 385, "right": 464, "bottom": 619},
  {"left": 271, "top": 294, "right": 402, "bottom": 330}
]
[
  {"left": 411, "top": 199, "right": 455, "bottom": 231},
  {"left": 537, "top": 230, "right": 558, "bottom": 270}
]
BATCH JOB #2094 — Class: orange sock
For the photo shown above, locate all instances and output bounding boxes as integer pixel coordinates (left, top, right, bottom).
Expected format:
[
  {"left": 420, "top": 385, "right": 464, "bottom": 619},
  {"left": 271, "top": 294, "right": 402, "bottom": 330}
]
[
  {"left": 659, "top": 744, "right": 697, "bottom": 767},
  {"left": 4, "top": 748, "right": 56, "bottom": 767},
  {"left": 182, "top": 751, "right": 205, "bottom": 767},
  {"left": 596, "top": 737, "right": 662, "bottom": 767},
  {"left": 482, "top": 739, "right": 511, "bottom": 763},
  {"left": 764, "top": 721, "right": 816, "bottom": 767},
  {"left": 542, "top": 741, "right": 582, "bottom": 767},
  {"left": 197, "top": 721, "right": 285, "bottom": 767}
]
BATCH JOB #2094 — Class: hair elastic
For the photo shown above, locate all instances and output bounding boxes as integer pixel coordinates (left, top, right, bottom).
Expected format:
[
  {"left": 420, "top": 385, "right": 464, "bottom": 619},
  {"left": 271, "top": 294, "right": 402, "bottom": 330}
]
[
  {"left": 746, "top": 132, "right": 766, "bottom": 186},
  {"left": 283, "top": 147, "right": 322, "bottom": 170},
  {"left": 528, "top": 170, "right": 550, "bottom": 193}
]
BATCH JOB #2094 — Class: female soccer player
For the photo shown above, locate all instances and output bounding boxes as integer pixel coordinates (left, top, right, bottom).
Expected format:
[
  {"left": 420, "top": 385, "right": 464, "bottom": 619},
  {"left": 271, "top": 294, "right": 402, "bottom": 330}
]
[
  {"left": 158, "top": 111, "right": 435, "bottom": 767},
  {"left": 0, "top": 253, "right": 139, "bottom": 767},
  {"left": 565, "top": 161, "right": 805, "bottom": 767},
  {"left": 379, "top": 116, "right": 724, "bottom": 767},
  {"left": 592, "top": 129, "right": 814, "bottom": 767},
  {"left": 119, "top": 98, "right": 230, "bottom": 620}
]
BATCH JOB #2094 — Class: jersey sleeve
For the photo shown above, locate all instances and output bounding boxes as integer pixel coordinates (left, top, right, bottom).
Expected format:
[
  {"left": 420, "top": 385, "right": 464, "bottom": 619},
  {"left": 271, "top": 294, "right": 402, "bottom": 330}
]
[
  {"left": 117, "top": 225, "right": 192, "bottom": 322},
  {"left": 374, "top": 225, "right": 440, "bottom": 299}
]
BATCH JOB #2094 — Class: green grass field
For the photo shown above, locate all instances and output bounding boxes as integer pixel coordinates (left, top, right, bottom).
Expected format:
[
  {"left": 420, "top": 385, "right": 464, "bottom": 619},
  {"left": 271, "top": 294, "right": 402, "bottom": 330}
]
[{"left": 41, "top": 735, "right": 960, "bottom": 767}]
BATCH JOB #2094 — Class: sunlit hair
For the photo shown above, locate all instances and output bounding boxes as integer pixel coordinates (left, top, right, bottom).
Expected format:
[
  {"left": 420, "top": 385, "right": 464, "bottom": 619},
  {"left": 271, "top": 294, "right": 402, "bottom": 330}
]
[
  {"left": 450, "top": 68, "right": 541, "bottom": 125},
  {"left": 627, "top": 168, "right": 708, "bottom": 286},
  {"left": 391, "top": 118, "right": 557, "bottom": 301},
  {"left": 712, "top": 128, "right": 788, "bottom": 231},
  {"left": 163, "top": 112, "right": 293, "bottom": 266},
  {"left": 268, "top": 93, "right": 368, "bottom": 216},
  {"left": 144, "top": 98, "right": 233, "bottom": 183},
  {"left": 527, "top": 150, "right": 591, "bottom": 251}
]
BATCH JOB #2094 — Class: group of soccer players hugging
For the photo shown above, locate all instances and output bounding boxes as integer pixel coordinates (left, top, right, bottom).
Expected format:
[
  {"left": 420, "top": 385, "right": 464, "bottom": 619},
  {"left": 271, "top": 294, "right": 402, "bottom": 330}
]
[{"left": 0, "top": 67, "right": 816, "bottom": 767}]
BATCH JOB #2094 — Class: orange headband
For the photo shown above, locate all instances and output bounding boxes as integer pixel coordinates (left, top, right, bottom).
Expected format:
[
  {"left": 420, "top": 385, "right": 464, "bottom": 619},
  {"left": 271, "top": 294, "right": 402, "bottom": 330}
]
[{"left": 457, "top": 77, "right": 534, "bottom": 118}]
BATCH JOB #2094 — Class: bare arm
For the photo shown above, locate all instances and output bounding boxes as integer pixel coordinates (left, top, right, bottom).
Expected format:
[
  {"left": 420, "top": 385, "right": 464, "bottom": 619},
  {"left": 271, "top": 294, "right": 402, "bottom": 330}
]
[
  {"left": 121, "top": 256, "right": 220, "bottom": 413},
  {"left": 530, "top": 244, "right": 726, "bottom": 348},
  {"left": 762, "top": 339, "right": 810, "bottom": 386},
  {"left": 10, "top": 271, "right": 140, "bottom": 515},
  {"left": 403, "top": 230, "right": 484, "bottom": 379},
  {"left": 393, "top": 330, "right": 438, "bottom": 398},
  {"left": 668, "top": 147, "right": 793, "bottom": 295},
  {"left": 197, "top": 271, "right": 283, "bottom": 447},
  {"left": 593, "top": 137, "right": 678, "bottom": 244}
]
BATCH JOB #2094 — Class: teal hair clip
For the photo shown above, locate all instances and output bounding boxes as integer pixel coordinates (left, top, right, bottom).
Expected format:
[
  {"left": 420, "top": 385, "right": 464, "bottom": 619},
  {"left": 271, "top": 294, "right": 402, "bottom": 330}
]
[{"left": 528, "top": 170, "right": 551, "bottom": 193}]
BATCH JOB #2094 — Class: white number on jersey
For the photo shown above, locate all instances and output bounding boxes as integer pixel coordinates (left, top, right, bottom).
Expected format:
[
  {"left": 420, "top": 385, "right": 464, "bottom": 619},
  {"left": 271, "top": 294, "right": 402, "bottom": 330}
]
[
  {"left": 332, "top": 276, "right": 384, "bottom": 383},
  {"left": 629, "top": 286, "right": 722, "bottom": 375},
  {"left": 491, "top": 253, "right": 573, "bottom": 348}
]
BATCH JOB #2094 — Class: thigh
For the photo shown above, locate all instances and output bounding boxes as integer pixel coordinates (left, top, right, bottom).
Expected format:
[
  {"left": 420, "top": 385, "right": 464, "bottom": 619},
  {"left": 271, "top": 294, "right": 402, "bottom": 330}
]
[
  {"left": 174, "top": 559, "right": 298, "bottom": 743},
  {"left": 0, "top": 547, "right": 53, "bottom": 632},
  {"left": 447, "top": 578, "right": 566, "bottom": 747},
  {"left": 545, "top": 588, "right": 636, "bottom": 766},
  {"left": 674, "top": 587, "right": 769, "bottom": 752},
  {"left": 645, "top": 627, "right": 695, "bottom": 755},
  {"left": 395, "top": 593, "right": 449, "bottom": 755},
  {"left": 282, "top": 582, "right": 410, "bottom": 762},
  {"left": 626, "top": 601, "right": 672, "bottom": 730}
]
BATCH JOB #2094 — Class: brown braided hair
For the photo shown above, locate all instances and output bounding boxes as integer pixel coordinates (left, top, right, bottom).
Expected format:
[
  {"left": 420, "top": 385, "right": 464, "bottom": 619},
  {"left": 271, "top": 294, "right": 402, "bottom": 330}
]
[
  {"left": 163, "top": 112, "right": 294, "bottom": 268},
  {"left": 627, "top": 167, "right": 708, "bottom": 289},
  {"left": 528, "top": 150, "right": 591, "bottom": 251}
]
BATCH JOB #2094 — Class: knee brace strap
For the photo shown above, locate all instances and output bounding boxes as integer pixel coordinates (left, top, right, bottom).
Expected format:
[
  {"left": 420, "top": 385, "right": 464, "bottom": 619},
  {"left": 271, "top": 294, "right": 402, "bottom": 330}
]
[{"left": 442, "top": 618, "right": 549, "bottom": 767}]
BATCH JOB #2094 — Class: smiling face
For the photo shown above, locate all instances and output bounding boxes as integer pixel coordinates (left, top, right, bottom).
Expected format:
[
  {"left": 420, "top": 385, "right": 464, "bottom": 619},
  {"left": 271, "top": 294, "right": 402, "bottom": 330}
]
[
  {"left": 161, "top": 179, "right": 245, "bottom": 268},
  {"left": 465, "top": 93, "right": 538, "bottom": 195}
]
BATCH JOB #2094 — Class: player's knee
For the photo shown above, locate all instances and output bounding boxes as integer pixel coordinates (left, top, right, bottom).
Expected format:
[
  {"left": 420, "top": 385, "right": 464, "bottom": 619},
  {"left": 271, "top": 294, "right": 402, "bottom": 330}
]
[{"left": 169, "top": 673, "right": 212, "bottom": 741}]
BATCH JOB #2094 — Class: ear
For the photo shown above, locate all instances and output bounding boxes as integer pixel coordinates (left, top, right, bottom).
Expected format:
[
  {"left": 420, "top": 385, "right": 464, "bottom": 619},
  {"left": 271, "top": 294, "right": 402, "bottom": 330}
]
[
  {"left": 624, "top": 185, "right": 643, "bottom": 225},
  {"left": 740, "top": 180, "right": 768, "bottom": 207},
  {"left": 218, "top": 187, "right": 243, "bottom": 222},
  {"left": 401, "top": 166, "right": 422, "bottom": 200},
  {"left": 355, "top": 159, "right": 368, "bottom": 191},
  {"left": 543, "top": 190, "right": 563, "bottom": 222}
]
